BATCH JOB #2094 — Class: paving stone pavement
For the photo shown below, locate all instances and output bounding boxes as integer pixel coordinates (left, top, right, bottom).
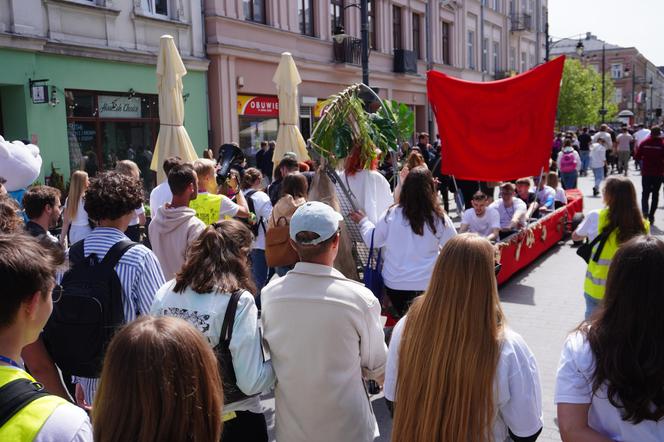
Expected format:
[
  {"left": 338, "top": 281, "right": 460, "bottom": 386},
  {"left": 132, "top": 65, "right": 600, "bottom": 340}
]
[{"left": 263, "top": 161, "right": 663, "bottom": 441}]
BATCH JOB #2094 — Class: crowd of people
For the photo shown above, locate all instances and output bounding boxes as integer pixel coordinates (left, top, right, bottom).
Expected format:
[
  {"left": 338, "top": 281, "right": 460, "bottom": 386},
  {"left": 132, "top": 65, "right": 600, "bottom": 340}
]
[
  {"left": 0, "top": 127, "right": 663, "bottom": 442},
  {"left": 553, "top": 123, "right": 664, "bottom": 224}
]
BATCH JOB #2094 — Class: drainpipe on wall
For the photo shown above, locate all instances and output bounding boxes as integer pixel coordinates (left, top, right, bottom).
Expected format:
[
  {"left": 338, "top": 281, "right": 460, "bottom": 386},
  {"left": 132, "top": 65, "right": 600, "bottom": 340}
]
[
  {"left": 480, "top": 0, "right": 485, "bottom": 81},
  {"left": 426, "top": 1, "right": 433, "bottom": 136}
]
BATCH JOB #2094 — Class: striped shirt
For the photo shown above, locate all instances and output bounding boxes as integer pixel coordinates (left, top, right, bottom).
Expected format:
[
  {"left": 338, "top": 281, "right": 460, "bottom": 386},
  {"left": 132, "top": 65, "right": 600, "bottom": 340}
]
[{"left": 68, "top": 227, "right": 165, "bottom": 404}]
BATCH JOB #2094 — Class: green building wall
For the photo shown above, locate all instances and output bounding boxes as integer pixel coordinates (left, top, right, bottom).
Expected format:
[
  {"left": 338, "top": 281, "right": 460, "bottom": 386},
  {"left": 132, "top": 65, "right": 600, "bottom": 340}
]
[{"left": 0, "top": 48, "right": 208, "bottom": 182}]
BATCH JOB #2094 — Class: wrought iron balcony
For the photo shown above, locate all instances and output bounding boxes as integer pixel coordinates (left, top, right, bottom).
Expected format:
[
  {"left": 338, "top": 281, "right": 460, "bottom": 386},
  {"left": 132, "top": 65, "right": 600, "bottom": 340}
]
[
  {"left": 333, "top": 36, "right": 362, "bottom": 66},
  {"left": 510, "top": 13, "right": 532, "bottom": 32}
]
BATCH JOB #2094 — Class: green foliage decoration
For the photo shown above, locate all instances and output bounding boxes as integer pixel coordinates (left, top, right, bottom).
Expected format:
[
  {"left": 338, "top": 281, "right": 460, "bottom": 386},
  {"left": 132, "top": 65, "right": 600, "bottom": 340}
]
[{"left": 310, "top": 84, "right": 414, "bottom": 168}]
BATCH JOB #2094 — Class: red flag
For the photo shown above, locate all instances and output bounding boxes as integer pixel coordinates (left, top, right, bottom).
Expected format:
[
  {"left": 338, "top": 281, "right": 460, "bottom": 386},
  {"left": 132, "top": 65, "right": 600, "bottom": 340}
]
[{"left": 427, "top": 56, "right": 565, "bottom": 181}]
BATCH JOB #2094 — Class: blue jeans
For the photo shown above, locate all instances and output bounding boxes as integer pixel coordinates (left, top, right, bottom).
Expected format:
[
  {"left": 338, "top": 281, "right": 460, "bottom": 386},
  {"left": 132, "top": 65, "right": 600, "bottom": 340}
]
[
  {"left": 560, "top": 171, "right": 578, "bottom": 189},
  {"left": 592, "top": 167, "right": 604, "bottom": 190},
  {"left": 584, "top": 293, "right": 600, "bottom": 320},
  {"left": 250, "top": 249, "right": 268, "bottom": 293},
  {"left": 579, "top": 150, "right": 590, "bottom": 173}
]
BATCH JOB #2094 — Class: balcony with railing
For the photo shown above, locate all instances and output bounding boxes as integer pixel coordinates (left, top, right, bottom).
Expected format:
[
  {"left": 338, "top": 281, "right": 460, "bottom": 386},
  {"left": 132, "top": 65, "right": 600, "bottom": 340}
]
[
  {"left": 332, "top": 36, "right": 362, "bottom": 66},
  {"left": 510, "top": 13, "right": 532, "bottom": 32}
]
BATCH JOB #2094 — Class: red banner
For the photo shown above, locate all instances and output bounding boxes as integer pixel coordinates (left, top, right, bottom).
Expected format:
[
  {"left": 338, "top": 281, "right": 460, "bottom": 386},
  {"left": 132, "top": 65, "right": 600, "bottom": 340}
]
[{"left": 427, "top": 56, "right": 565, "bottom": 181}]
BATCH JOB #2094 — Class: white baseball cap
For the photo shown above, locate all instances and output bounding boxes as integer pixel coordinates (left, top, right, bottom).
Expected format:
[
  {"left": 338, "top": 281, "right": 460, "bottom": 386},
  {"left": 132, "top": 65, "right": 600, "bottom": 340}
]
[{"left": 289, "top": 201, "right": 343, "bottom": 245}]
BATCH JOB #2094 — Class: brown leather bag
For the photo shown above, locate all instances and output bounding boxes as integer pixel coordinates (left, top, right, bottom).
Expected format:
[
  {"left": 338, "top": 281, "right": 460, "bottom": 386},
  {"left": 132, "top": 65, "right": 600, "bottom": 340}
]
[{"left": 265, "top": 215, "right": 299, "bottom": 268}]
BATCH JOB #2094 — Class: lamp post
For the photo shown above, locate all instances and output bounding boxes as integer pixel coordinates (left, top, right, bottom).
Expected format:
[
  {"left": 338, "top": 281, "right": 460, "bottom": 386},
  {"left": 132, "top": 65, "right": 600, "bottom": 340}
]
[
  {"left": 332, "top": 1, "right": 369, "bottom": 87},
  {"left": 625, "top": 62, "right": 652, "bottom": 125},
  {"left": 545, "top": 36, "right": 584, "bottom": 62},
  {"left": 599, "top": 43, "right": 607, "bottom": 123}
]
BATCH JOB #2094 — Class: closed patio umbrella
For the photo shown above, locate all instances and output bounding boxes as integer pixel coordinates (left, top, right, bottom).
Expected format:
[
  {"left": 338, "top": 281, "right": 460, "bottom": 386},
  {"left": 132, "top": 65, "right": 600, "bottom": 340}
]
[
  {"left": 150, "top": 34, "right": 198, "bottom": 183},
  {"left": 272, "top": 52, "right": 309, "bottom": 170}
]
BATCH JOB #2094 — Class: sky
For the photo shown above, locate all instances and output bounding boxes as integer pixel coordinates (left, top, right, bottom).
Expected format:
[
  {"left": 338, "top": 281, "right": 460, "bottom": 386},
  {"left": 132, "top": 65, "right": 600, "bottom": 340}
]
[{"left": 549, "top": 0, "right": 664, "bottom": 66}]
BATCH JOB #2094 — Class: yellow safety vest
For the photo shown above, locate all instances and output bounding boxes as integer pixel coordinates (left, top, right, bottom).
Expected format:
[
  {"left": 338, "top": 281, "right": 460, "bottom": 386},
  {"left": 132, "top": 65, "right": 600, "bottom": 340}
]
[
  {"left": 584, "top": 209, "right": 649, "bottom": 300},
  {"left": 190, "top": 192, "right": 224, "bottom": 225},
  {"left": 0, "top": 366, "right": 68, "bottom": 441}
]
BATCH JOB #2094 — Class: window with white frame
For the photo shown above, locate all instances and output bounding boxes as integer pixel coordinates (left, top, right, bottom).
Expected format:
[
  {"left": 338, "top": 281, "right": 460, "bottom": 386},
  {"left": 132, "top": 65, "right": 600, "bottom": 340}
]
[
  {"left": 482, "top": 37, "right": 488, "bottom": 72},
  {"left": 520, "top": 51, "right": 527, "bottom": 72},
  {"left": 141, "top": 0, "right": 168, "bottom": 16},
  {"left": 510, "top": 47, "right": 516, "bottom": 71},
  {"left": 614, "top": 88, "right": 623, "bottom": 104},
  {"left": 468, "top": 30, "right": 476, "bottom": 70},
  {"left": 611, "top": 63, "right": 623, "bottom": 79}
]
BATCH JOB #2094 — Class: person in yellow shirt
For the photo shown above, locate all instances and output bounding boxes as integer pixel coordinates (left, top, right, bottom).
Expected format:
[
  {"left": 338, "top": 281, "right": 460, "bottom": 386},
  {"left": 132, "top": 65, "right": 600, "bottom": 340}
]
[
  {"left": 0, "top": 235, "right": 92, "bottom": 441},
  {"left": 191, "top": 159, "right": 250, "bottom": 225}
]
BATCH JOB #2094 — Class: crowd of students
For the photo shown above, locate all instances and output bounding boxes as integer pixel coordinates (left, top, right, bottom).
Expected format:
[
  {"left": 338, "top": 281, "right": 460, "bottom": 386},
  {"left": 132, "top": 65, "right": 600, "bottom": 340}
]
[{"left": 0, "top": 135, "right": 663, "bottom": 442}]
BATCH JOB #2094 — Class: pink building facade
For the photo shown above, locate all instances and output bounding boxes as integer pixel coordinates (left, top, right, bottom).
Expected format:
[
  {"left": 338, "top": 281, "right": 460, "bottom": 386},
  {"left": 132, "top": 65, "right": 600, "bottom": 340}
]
[{"left": 205, "top": 0, "right": 547, "bottom": 152}]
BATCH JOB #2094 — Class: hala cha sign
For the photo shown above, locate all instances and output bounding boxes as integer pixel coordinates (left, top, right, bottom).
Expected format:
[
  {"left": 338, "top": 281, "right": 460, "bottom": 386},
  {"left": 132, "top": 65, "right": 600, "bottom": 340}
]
[{"left": 98, "top": 95, "right": 141, "bottom": 118}]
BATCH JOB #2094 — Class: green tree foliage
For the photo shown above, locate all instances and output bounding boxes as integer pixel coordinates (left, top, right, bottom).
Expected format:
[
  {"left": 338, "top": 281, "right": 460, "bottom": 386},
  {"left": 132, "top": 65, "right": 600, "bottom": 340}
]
[{"left": 557, "top": 58, "right": 618, "bottom": 128}]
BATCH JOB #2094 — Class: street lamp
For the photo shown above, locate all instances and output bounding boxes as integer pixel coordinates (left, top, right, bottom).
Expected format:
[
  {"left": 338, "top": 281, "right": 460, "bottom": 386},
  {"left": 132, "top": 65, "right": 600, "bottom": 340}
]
[
  {"left": 545, "top": 36, "right": 584, "bottom": 61},
  {"left": 331, "top": 1, "right": 369, "bottom": 87}
]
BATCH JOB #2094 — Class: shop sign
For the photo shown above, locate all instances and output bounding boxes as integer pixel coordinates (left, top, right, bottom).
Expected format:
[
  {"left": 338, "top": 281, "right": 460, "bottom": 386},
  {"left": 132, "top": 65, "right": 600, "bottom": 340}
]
[
  {"left": 98, "top": 95, "right": 141, "bottom": 118},
  {"left": 237, "top": 95, "right": 279, "bottom": 117}
]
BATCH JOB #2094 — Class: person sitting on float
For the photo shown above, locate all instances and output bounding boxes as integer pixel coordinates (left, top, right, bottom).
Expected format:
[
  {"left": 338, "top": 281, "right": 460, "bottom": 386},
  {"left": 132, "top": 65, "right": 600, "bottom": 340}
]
[
  {"left": 459, "top": 191, "right": 500, "bottom": 242},
  {"left": 489, "top": 182, "right": 527, "bottom": 240}
]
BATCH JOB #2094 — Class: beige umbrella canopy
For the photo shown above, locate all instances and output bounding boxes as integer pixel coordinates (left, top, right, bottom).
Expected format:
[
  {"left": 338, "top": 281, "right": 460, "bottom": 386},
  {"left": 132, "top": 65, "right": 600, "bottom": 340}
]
[
  {"left": 272, "top": 52, "right": 309, "bottom": 170},
  {"left": 150, "top": 35, "right": 199, "bottom": 183}
]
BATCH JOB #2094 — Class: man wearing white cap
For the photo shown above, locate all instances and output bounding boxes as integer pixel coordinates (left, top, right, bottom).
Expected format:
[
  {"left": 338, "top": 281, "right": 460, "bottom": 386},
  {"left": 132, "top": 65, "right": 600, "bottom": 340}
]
[{"left": 261, "top": 201, "right": 387, "bottom": 442}]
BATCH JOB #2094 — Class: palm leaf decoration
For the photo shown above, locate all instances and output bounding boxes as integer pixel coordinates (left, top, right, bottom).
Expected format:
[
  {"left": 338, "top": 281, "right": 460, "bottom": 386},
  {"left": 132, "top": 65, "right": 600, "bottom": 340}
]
[{"left": 310, "top": 84, "right": 414, "bottom": 169}]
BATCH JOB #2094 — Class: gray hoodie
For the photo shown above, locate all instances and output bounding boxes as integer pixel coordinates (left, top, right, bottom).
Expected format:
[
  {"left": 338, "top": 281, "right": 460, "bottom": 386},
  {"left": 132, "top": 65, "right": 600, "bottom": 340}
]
[{"left": 148, "top": 205, "right": 206, "bottom": 280}]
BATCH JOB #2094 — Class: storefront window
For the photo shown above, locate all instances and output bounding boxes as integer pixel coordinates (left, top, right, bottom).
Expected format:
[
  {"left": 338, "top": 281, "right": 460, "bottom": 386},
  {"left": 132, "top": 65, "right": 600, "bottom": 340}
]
[
  {"left": 66, "top": 89, "right": 159, "bottom": 190},
  {"left": 237, "top": 95, "right": 280, "bottom": 161}
]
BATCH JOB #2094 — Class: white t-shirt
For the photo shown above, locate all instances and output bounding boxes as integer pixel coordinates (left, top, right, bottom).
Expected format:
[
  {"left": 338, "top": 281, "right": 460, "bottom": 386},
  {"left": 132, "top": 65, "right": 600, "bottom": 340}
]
[
  {"left": 616, "top": 133, "right": 633, "bottom": 152},
  {"left": 536, "top": 186, "right": 556, "bottom": 209},
  {"left": 554, "top": 185, "right": 567, "bottom": 204},
  {"left": 358, "top": 207, "right": 457, "bottom": 291},
  {"left": 64, "top": 197, "right": 89, "bottom": 226},
  {"left": 149, "top": 181, "right": 173, "bottom": 212},
  {"left": 129, "top": 206, "right": 145, "bottom": 227},
  {"left": 589, "top": 143, "right": 607, "bottom": 169},
  {"left": 35, "top": 400, "right": 93, "bottom": 442},
  {"left": 592, "top": 131, "right": 613, "bottom": 148},
  {"left": 574, "top": 209, "right": 600, "bottom": 241},
  {"left": 555, "top": 332, "right": 664, "bottom": 441},
  {"left": 338, "top": 170, "right": 393, "bottom": 225},
  {"left": 634, "top": 128, "right": 651, "bottom": 147},
  {"left": 489, "top": 198, "right": 527, "bottom": 229},
  {"left": 385, "top": 319, "right": 543, "bottom": 441},
  {"left": 462, "top": 206, "right": 501, "bottom": 237},
  {"left": 244, "top": 189, "right": 272, "bottom": 250}
]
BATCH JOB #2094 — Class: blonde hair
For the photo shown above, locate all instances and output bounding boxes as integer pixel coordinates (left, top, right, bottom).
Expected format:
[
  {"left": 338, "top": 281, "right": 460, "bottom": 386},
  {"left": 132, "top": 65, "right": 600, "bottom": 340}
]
[
  {"left": 392, "top": 233, "right": 504, "bottom": 442},
  {"left": 65, "top": 171, "right": 88, "bottom": 221},
  {"left": 115, "top": 160, "right": 140, "bottom": 179},
  {"left": 193, "top": 158, "right": 216, "bottom": 179}
]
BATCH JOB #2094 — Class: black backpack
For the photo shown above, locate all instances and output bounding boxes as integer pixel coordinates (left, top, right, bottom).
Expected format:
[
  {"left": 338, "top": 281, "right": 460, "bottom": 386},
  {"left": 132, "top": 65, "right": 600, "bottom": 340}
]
[
  {"left": 242, "top": 190, "right": 266, "bottom": 238},
  {"left": 0, "top": 379, "right": 50, "bottom": 429},
  {"left": 214, "top": 291, "right": 259, "bottom": 405},
  {"left": 43, "top": 239, "right": 137, "bottom": 378}
]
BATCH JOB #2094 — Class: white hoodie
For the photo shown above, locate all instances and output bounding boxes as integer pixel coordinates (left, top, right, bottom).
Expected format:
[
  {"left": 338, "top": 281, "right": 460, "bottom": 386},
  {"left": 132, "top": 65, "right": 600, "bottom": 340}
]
[{"left": 148, "top": 205, "right": 206, "bottom": 279}]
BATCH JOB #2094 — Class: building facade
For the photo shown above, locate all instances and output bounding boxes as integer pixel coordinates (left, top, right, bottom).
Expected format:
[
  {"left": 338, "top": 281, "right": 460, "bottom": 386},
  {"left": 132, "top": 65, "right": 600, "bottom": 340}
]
[
  {"left": 0, "top": 0, "right": 209, "bottom": 186},
  {"left": 205, "top": 0, "right": 547, "bottom": 153},
  {"left": 551, "top": 32, "right": 664, "bottom": 126}
]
